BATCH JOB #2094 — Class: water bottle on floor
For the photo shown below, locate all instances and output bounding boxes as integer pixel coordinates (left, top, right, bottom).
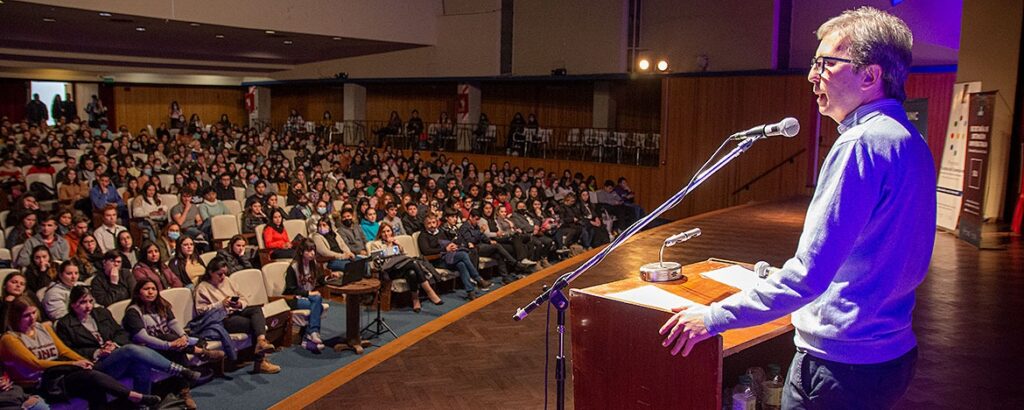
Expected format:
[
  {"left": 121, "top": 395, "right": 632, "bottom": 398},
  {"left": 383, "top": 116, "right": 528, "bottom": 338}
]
[
  {"left": 746, "top": 366, "right": 765, "bottom": 404},
  {"left": 731, "top": 375, "right": 757, "bottom": 410},
  {"left": 762, "top": 364, "right": 784, "bottom": 410}
]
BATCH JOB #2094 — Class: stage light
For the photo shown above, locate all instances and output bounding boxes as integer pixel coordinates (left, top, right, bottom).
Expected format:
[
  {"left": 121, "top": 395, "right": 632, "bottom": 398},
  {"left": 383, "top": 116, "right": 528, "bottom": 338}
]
[
  {"left": 656, "top": 60, "right": 669, "bottom": 72},
  {"left": 638, "top": 59, "right": 651, "bottom": 71}
]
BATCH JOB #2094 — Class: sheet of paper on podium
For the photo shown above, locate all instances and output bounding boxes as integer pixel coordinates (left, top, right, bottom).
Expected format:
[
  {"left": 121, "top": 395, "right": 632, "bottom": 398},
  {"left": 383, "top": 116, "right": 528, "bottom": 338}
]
[
  {"left": 699, "top": 264, "right": 763, "bottom": 292},
  {"left": 605, "top": 285, "right": 699, "bottom": 312}
]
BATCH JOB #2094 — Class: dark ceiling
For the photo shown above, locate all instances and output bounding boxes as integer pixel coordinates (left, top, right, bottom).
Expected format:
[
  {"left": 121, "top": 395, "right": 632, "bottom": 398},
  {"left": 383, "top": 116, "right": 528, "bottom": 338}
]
[{"left": 0, "top": 0, "right": 428, "bottom": 73}]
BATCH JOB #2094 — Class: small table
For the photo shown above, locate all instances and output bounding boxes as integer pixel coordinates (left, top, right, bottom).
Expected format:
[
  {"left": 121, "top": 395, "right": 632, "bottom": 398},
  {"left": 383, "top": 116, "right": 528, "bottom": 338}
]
[{"left": 326, "top": 278, "right": 380, "bottom": 354}]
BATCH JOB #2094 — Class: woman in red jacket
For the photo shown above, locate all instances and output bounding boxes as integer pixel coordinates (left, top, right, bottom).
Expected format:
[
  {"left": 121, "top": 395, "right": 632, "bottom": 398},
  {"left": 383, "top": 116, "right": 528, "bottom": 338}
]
[{"left": 262, "top": 209, "right": 295, "bottom": 260}]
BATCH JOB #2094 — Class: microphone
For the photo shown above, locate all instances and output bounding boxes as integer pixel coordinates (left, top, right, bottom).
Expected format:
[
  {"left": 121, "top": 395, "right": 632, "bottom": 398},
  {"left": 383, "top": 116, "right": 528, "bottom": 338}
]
[
  {"left": 664, "top": 228, "right": 701, "bottom": 248},
  {"left": 729, "top": 117, "right": 800, "bottom": 141},
  {"left": 754, "top": 261, "right": 781, "bottom": 278}
]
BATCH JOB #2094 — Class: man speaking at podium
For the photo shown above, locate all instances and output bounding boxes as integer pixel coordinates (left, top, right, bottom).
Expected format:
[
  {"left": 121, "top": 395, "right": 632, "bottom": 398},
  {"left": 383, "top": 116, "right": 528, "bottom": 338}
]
[{"left": 660, "top": 7, "right": 935, "bottom": 409}]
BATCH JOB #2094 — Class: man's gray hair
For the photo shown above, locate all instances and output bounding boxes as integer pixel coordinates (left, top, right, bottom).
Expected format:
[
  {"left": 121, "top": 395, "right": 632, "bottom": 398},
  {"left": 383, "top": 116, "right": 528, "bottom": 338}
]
[{"left": 817, "top": 6, "right": 913, "bottom": 101}]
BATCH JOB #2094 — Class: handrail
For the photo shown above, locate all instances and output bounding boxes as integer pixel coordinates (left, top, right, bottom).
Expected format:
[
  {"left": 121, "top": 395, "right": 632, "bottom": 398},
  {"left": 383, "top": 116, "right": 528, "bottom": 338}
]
[
  {"left": 731, "top": 148, "right": 807, "bottom": 195},
  {"left": 261, "top": 118, "right": 663, "bottom": 166}
]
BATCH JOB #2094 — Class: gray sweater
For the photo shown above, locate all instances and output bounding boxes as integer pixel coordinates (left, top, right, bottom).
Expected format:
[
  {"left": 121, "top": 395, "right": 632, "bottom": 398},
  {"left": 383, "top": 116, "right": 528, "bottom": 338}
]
[{"left": 701, "top": 99, "right": 936, "bottom": 365}]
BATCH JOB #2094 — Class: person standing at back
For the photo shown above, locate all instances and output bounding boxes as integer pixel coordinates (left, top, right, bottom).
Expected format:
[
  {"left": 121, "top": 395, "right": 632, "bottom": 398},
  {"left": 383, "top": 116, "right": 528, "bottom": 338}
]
[{"left": 660, "top": 7, "right": 934, "bottom": 409}]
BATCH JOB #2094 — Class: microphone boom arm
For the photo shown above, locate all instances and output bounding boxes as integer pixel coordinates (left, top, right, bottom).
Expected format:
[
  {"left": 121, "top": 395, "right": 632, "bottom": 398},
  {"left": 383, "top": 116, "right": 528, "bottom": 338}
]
[{"left": 513, "top": 137, "right": 757, "bottom": 321}]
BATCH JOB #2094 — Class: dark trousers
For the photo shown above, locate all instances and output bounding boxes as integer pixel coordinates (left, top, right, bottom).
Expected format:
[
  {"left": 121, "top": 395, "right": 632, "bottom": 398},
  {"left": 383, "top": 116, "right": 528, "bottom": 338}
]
[
  {"left": 499, "top": 234, "right": 532, "bottom": 261},
  {"left": 555, "top": 225, "right": 581, "bottom": 249},
  {"left": 474, "top": 243, "right": 515, "bottom": 276},
  {"left": 55, "top": 369, "right": 132, "bottom": 408},
  {"left": 782, "top": 347, "right": 918, "bottom": 410},
  {"left": 224, "top": 306, "right": 267, "bottom": 338}
]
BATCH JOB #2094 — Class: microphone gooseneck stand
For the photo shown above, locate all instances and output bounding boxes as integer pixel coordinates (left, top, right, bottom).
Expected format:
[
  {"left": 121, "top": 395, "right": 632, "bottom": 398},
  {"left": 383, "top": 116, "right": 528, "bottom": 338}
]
[{"left": 515, "top": 136, "right": 762, "bottom": 410}]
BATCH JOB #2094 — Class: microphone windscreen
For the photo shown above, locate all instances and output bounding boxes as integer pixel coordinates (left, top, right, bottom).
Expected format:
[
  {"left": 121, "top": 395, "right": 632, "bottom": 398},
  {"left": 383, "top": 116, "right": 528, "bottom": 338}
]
[{"left": 780, "top": 117, "right": 800, "bottom": 138}]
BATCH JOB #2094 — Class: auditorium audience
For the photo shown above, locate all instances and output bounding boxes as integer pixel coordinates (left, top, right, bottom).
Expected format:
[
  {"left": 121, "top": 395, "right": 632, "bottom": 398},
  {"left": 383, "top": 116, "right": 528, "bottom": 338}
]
[
  {"left": 0, "top": 106, "right": 642, "bottom": 386},
  {"left": 55, "top": 286, "right": 200, "bottom": 397},
  {"left": 0, "top": 296, "right": 160, "bottom": 408}
]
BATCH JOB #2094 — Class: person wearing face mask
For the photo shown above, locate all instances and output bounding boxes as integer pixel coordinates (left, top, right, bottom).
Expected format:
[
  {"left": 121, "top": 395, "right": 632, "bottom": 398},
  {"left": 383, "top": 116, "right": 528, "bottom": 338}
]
[
  {"left": 510, "top": 201, "right": 555, "bottom": 268},
  {"left": 156, "top": 223, "right": 182, "bottom": 263},
  {"left": 311, "top": 218, "right": 358, "bottom": 272},
  {"left": 336, "top": 209, "right": 369, "bottom": 258},
  {"left": 288, "top": 195, "right": 313, "bottom": 221}
]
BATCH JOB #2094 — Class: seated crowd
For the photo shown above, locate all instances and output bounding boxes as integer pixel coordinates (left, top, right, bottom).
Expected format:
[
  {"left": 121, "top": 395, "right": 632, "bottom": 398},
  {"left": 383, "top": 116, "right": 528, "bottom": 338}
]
[{"left": 0, "top": 111, "right": 643, "bottom": 408}]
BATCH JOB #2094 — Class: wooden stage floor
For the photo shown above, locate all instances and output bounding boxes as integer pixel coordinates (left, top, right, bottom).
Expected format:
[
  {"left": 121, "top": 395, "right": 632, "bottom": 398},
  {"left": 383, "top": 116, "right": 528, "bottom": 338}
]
[{"left": 295, "top": 198, "right": 1023, "bottom": 409}]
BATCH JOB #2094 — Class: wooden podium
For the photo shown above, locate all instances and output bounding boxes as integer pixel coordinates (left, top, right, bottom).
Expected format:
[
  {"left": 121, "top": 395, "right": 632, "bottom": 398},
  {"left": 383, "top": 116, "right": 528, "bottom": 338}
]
[{"left": 569, "top": 259, "right": 793, "bottom": 409}]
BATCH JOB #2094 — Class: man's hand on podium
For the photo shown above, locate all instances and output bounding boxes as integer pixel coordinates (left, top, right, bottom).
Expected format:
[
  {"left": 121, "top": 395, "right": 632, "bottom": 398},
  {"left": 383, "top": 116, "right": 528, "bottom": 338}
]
[{"left": 659, "top": 305, "right": 713, "bottom": 357}]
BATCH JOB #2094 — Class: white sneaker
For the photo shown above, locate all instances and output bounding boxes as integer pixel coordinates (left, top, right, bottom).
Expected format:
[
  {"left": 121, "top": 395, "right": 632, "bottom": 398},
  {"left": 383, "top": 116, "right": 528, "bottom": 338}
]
[
  {"left": 308, "top": 332, "right": 323, "bottom": 344},
  {"left": 519, "top": 258, "right": 538, "bottom": 266}
]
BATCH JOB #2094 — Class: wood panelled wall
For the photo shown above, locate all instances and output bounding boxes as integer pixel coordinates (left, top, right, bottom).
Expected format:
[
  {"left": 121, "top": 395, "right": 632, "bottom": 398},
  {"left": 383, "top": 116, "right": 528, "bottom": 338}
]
[
  {"left": 612, "top": 79, "right": 661, "bottom": 131},
  {"left": 361, "top": 81, "right": 661, "bottom": 132},
  {"left": 365, "top": 83, "right": 457, "bottom": 125},
  {"left": 480, "top": 82, "right": 593, "bottom": 129},
  {"left": 269, "top": 85, "right": 344, "bottom": 128},
  {"left": 649, "top": 74, "right": 820, "bottom": 220},
  {"left": 113, "top": 85, "right": 245, "bottom": 133}
]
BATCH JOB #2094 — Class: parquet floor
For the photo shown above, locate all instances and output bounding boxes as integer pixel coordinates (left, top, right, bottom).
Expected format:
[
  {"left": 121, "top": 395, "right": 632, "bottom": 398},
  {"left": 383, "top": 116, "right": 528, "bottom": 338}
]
[{"left": 301, "top": 198, "right": 1023, "bottom": 409}]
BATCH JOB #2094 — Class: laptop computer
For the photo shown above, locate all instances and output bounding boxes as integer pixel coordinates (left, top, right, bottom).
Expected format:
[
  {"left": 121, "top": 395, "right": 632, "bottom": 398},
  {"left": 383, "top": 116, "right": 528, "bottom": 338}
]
[{"left": 326, "top": 257, "right": 371, "bottom": 286}]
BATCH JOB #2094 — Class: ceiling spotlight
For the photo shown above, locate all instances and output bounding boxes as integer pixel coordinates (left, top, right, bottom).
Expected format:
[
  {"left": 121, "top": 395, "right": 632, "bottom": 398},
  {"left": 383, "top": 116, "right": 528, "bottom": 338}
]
[
  {"left": 637, "top": 58, "right": 650, "bottom": 71},
  {"left": 189, "top": 22, "right": 201, "bottom": 27},
  {"left": 135, "top": 26, "right": 146, "bottom": 32},
  {"left": 656, "top": 60, "right": 669, "bottom": 72},
  {"left": 99, "top": 12, "right": 111, "bottom": 17},
  {"left": 265, "top": 30, "right": 276, "bottom": 34},
  {"left": 215, "top": 34, "right": 225, "bottom": 39},
  {"left": 42, "top": 17, "right": 56, "bottom": 22},
  {"left": 283, "top": 40, "right": 293, "bottom": 45},
  {"left": 332, "top": 37, "right": 342, "bottom": 41}
]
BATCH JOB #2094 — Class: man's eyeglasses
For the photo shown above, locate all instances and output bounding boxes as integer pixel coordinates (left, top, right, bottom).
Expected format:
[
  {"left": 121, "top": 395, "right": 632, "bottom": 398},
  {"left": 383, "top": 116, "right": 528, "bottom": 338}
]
[{"left": 810, "top": 56, "right": 853, "bottom": 75}]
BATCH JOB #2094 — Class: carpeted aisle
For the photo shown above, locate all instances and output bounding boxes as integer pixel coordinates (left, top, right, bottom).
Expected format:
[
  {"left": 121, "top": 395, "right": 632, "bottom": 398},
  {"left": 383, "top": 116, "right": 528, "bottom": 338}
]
[{"left": 190, "top": 288, "right": 488, "bottom": 409}]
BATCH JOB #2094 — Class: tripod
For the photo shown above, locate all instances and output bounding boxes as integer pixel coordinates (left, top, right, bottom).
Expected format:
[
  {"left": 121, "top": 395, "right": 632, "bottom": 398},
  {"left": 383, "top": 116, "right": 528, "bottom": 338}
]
[{"left": 361, "top": 282, "right": 398, "bottom": 339}]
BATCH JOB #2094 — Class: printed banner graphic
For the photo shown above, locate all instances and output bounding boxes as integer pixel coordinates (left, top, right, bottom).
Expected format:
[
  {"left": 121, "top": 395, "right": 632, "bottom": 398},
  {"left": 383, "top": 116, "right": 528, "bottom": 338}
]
[{"left": 936, "top": 82, "right": 981, "bottom": 231}]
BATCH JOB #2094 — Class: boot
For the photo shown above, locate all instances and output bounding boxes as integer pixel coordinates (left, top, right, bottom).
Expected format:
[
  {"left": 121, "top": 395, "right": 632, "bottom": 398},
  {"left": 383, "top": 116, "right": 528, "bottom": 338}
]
[
  {"left": 180, "top": 387, "right": 197, "bottom": 410},
  {"left": 196, "top": 346, "right": 225, "bottom": 361},
  {"left": 169, "top": 363, "right": 201, "bottom": 383},
  {"left": 253, "top": 357, "right": 281, "bottom": 374},
  {"left": 255, "top": 338, "right": 276, "bottom": 354}
]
